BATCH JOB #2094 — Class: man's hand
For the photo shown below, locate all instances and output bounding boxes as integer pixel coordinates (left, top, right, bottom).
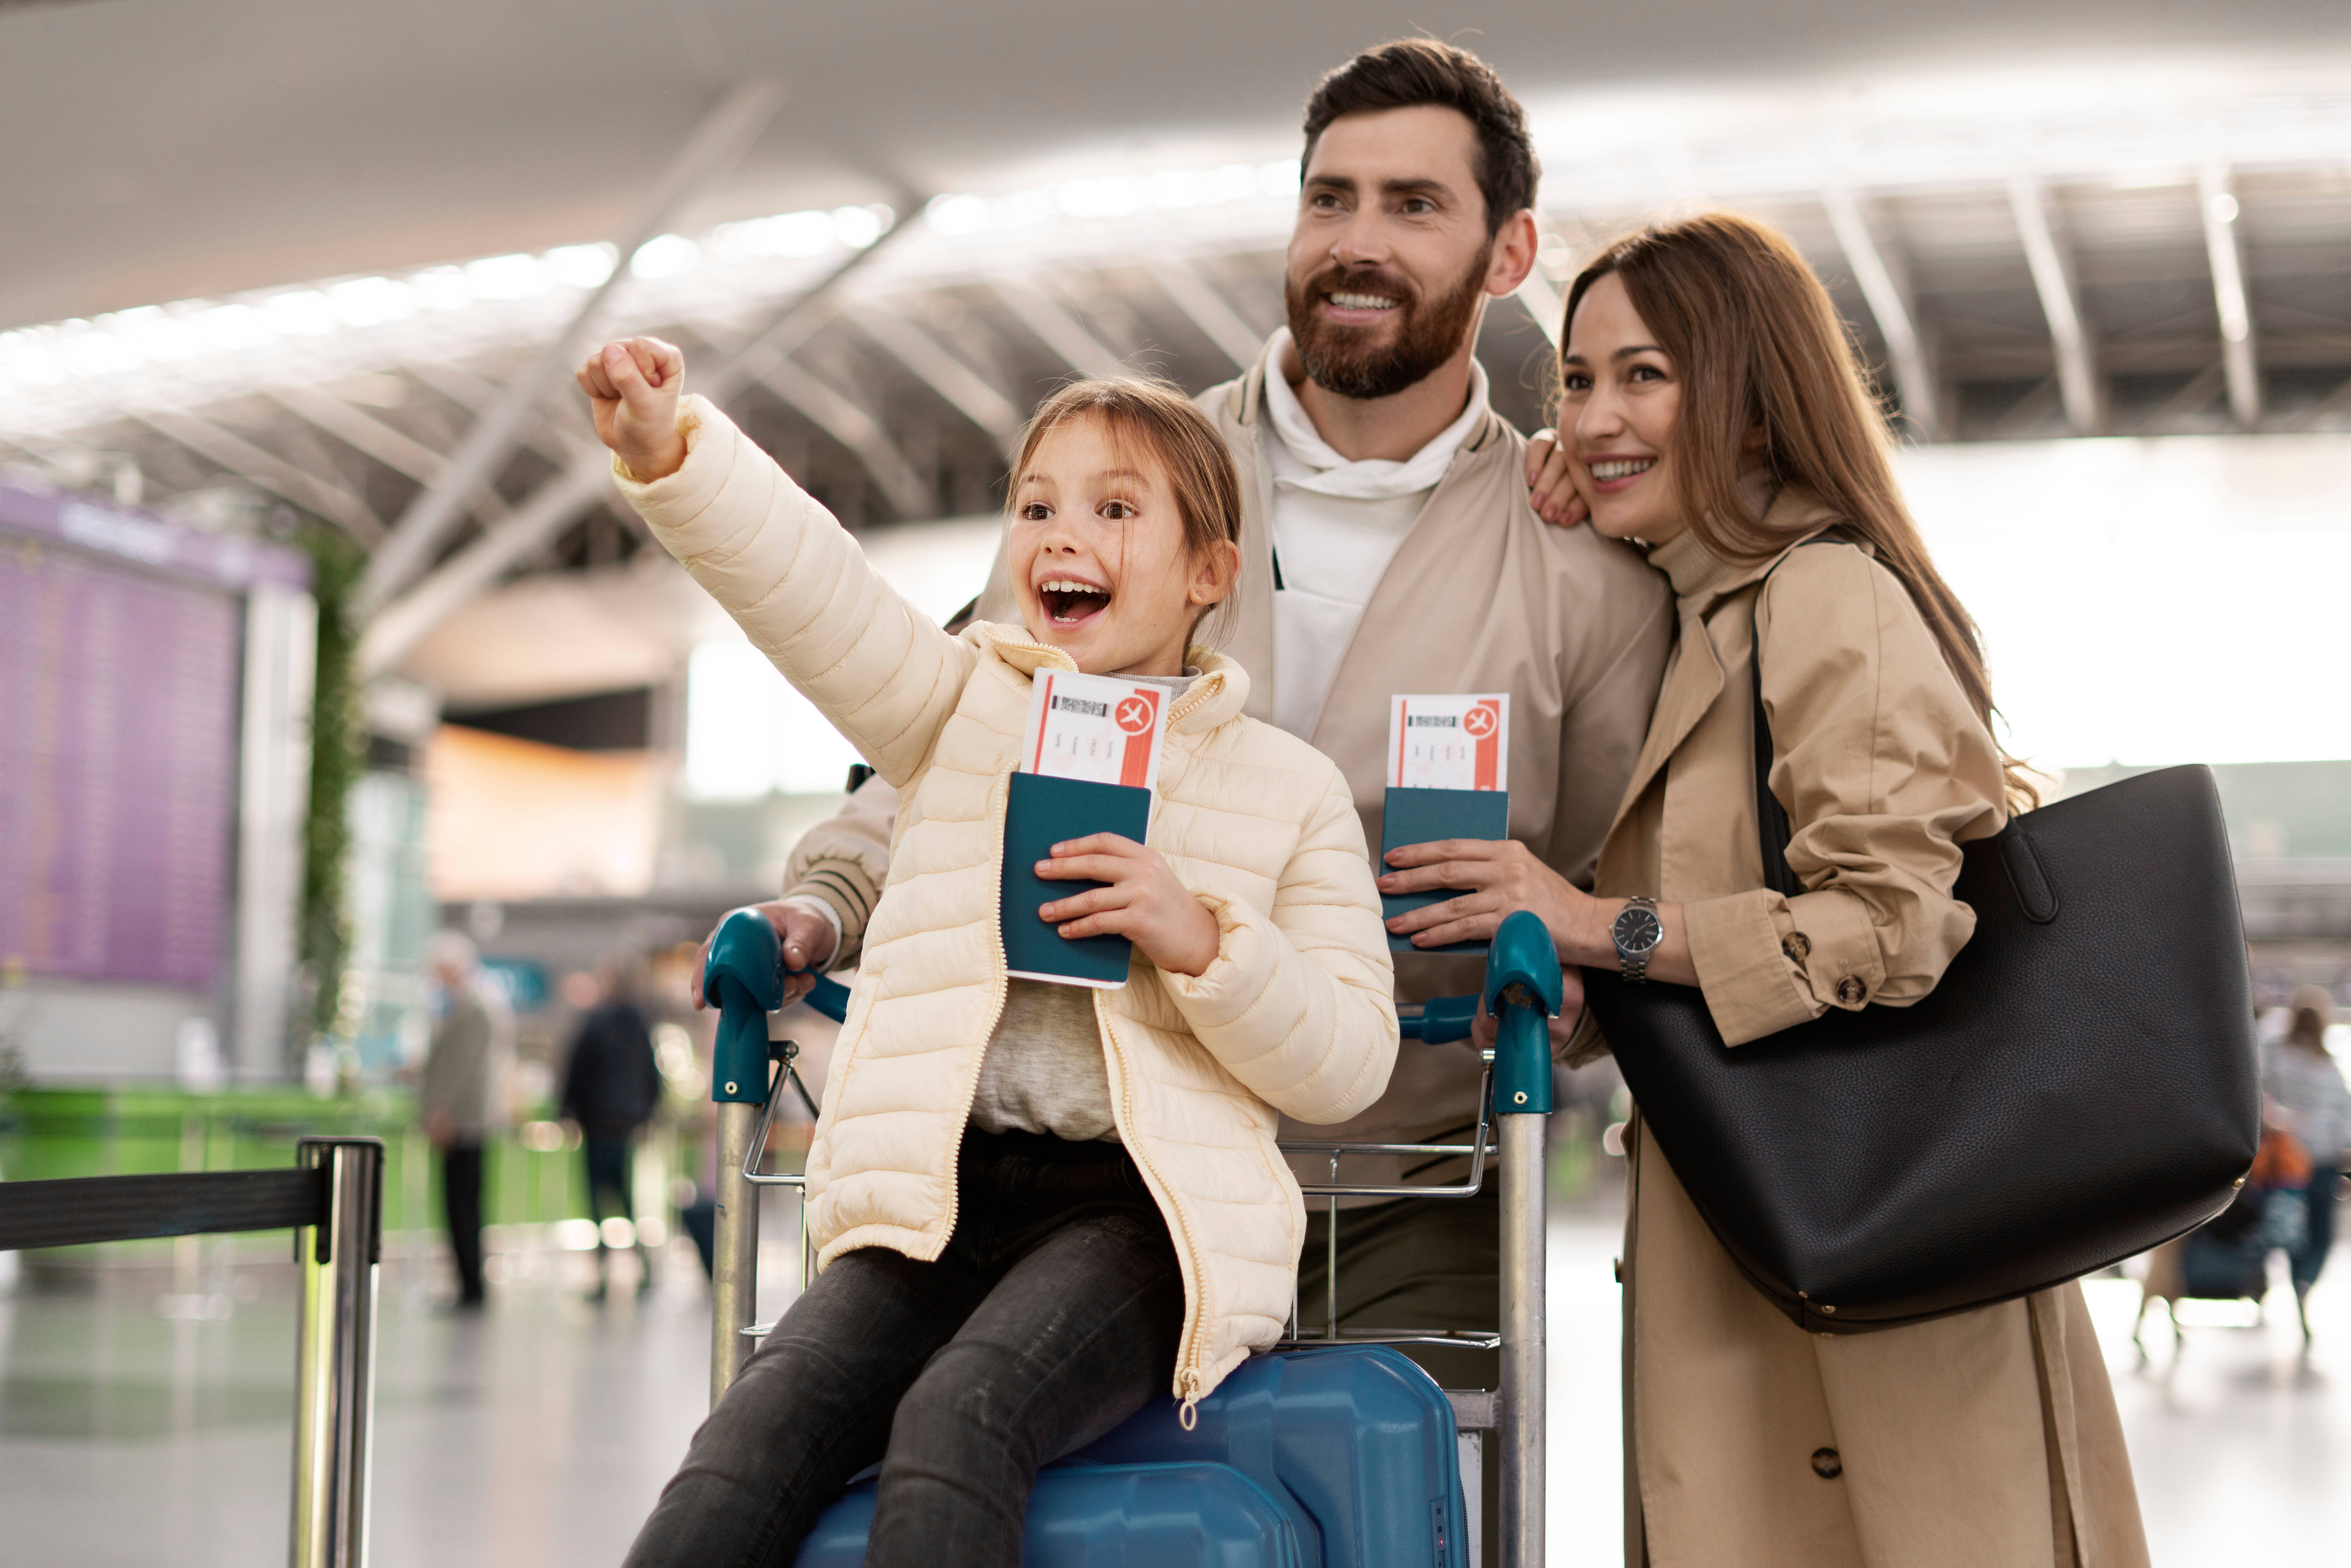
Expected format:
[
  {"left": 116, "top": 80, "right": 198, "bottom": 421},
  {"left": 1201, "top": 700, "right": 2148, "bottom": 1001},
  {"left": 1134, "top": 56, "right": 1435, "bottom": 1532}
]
[
  {"left": 423, "top": 1110, "right": 453, "bottom": 1151},
  {"left": 1523, "top": 429, "right": 1589, "bottom": 530},
  {"left": 1377, "top": 837, "right": 1601, "bottom": 954},
  {"left": 688, "top": 901, "right": 838, "bottom": 1011},
  {"left": 1036, "top": 834, "right": 1220, "bottom": 978},
  {"left": 576, "top": 337, "right": 688, "bottom": 481},
  {"left": 1467, "top": 972, "right": 1587, "bottom": 1054}
]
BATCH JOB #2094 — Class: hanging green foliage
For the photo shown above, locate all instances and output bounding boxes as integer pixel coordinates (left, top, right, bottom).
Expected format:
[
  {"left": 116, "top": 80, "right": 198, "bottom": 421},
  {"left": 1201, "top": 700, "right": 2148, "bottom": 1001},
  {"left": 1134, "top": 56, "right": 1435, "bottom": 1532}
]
[{"left": 298, "top": 525, "right": 367, "bottom": 1043}]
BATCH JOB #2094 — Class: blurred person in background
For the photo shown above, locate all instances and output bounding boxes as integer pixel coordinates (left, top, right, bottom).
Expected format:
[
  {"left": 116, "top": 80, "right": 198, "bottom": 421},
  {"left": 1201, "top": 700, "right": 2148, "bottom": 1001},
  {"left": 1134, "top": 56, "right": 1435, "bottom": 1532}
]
[
  {"left": 1412, "top": 211, "right": 2148, "bottom": 1565},
  {"left": 419, "top": 930, "right": 514, "bottom": 1312},
  {"left": 2267, "top": 985, "right": 2350, "bottom": 1339},
  {"left": 2136, "top": 980, "right": 2329, "bottom": 1346},
  {"left": 692, "top": 54, "right": 1671, "bottom": 1553},
  {"left": 561, "top": 956, "right": 665, "bottom": 1300}
]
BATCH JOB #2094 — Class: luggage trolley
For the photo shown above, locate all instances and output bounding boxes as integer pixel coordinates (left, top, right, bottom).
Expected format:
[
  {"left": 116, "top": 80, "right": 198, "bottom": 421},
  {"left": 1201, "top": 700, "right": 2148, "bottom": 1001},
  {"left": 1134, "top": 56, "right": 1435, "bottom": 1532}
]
[{"left": 702, "top": 907, "right": 1564, "bottom": 1567}]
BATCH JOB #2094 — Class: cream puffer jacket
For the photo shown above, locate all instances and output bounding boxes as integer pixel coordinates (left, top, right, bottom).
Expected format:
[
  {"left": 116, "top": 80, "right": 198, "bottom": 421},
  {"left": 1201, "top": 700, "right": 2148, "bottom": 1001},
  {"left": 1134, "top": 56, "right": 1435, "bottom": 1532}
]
[{"left": 618, "top": 397, "right": 1400, "bottom": 1406}]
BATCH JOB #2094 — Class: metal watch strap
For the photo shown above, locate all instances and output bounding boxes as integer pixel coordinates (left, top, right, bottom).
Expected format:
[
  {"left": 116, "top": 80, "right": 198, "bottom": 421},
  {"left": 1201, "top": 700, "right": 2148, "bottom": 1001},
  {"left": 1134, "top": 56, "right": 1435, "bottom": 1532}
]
[{"left": 1619, "top": 895, "right": 1659, "bottom": 984}]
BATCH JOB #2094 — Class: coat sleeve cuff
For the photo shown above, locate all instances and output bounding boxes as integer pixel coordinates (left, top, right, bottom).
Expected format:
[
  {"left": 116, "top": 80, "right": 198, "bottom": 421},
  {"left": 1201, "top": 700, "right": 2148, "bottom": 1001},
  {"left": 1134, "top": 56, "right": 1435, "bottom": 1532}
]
[
  {"left": 1684, "top": 888, "right": 1819, "bottom": 1046},
  {"left": 1155, "top": 893, "right": 1280, "bottom": 1027},
  {"left": 611, "top": 395, "right": 732, "bottom": 533},
  {"left": 1774, "top": 888, "right": 1886, "bottom": 1016},
  {"left": 783, "top": 856, "right": 883, "bottom": 970},
  {"left": 775, "top": 895, "right": 844, "bottom": 971}
]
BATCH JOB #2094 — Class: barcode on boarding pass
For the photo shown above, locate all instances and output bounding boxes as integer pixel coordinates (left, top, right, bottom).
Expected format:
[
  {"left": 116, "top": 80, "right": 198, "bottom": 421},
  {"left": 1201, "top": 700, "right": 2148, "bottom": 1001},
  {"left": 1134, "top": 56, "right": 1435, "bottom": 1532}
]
[{"left": 1023, "top": 670, "right": 1170, "bottom": 793}]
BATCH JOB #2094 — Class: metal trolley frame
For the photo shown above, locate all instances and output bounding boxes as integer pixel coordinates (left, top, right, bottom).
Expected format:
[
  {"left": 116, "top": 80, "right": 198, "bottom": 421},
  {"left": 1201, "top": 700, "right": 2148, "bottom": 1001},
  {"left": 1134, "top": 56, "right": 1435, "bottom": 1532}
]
[{"left": 702, "top": 908, "right": 1563, "bottom": 1568}]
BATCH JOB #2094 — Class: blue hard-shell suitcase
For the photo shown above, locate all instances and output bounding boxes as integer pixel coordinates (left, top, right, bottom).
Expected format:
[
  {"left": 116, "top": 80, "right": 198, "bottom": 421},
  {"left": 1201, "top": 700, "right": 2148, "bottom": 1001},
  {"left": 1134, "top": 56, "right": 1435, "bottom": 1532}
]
[
  {"left": 1058, "top": 1346, "right": 1469, "bottom": 1568},
  {"left": 793, "top": 1461, "right": 1307, "bottom": 1567}
]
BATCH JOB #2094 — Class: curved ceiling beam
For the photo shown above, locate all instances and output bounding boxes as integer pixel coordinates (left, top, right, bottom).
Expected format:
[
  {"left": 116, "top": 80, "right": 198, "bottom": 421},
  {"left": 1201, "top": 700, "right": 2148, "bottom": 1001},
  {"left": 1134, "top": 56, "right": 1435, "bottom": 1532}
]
[{"left": 356, "top": 78, "right": 785, "bottom": 615}]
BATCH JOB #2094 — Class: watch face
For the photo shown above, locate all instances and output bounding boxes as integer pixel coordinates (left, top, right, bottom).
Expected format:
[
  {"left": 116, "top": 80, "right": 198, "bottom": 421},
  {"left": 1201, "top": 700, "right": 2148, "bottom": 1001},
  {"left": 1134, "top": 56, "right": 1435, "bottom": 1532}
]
[{"left": 1615, "top": 907, "right": 1664, "bottom": 955}]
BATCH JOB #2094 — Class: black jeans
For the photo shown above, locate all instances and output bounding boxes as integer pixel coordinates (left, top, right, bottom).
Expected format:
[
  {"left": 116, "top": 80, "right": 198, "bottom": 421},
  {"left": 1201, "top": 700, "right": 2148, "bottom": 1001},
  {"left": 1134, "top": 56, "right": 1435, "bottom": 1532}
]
[
  {"left": 441, "top": 1143, "right": 485, "bottom": 1305},
  {"left": 624, "top": 1130, "right": 1184, "bottom": 1568},
  {"left": 583, "top": 1133, "right": 642, "bottom": 1284},
  {"left": 584, "top": 1133, "right": 634, "bottom": 1224}
]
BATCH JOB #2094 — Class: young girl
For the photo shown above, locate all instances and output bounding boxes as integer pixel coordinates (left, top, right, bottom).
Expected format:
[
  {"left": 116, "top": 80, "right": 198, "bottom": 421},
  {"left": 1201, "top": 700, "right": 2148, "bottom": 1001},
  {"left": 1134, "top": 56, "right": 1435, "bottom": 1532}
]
[{"left": 579, "top": 338, "right": 1399, "bottom": 1567}]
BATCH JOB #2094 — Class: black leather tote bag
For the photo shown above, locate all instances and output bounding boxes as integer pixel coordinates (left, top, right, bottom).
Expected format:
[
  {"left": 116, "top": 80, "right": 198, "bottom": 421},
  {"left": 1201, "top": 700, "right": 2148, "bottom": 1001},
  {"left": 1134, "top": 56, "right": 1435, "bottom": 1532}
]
[{"left": 1582, "top": 610, "right": 2261, "bottom": 1333}]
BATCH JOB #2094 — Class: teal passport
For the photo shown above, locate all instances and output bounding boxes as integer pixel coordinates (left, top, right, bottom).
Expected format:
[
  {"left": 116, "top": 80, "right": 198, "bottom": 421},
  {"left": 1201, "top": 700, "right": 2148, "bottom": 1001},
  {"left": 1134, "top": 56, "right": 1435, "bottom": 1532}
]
[
  {"left": 1001, "top": 770, "right": 1153, "bottom": 987},
  {"left": 1380, "top": 785, "right": 1511, "bottom": 955}
]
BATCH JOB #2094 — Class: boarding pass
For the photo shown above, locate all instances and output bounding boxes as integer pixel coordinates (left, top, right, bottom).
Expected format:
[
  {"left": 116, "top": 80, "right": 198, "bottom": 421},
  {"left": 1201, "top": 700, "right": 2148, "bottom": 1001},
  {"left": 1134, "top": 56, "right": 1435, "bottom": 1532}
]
[
  {"left": 1023, "top": 670, "right": 1171, "bottom": 794},
  {"left": 1388, "top": 693, "right": 1509, "bottom": 791}
]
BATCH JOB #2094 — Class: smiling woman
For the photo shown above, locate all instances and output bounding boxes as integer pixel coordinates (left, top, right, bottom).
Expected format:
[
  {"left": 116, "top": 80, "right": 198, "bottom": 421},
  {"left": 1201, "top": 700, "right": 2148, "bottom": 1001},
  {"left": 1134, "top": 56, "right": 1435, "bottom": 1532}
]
[{"left": 1466, "top": 211, "right": 2153, "bottom": 1567}]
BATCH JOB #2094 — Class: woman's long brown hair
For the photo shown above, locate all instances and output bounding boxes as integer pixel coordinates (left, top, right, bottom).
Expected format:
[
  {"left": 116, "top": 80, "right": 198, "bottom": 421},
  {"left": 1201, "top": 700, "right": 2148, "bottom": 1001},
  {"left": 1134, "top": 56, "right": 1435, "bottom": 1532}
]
[{"left": 1563, "top": 211, "right": 2038, "bottom": 810}]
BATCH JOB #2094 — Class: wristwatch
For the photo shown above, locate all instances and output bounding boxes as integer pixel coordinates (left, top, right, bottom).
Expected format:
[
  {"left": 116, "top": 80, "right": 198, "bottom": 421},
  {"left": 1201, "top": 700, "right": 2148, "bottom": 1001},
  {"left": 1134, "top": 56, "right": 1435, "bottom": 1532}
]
[{"left": 1612, "top": 896, "right": 1664, "bottom": 984}]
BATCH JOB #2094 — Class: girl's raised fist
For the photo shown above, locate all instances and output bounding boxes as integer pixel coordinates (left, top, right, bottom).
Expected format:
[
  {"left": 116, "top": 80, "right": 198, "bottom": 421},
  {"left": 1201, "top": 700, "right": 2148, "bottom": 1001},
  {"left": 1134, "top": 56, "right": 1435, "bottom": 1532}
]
[{"left": 577, "top": 337, "right": 688, "bottom": 480}]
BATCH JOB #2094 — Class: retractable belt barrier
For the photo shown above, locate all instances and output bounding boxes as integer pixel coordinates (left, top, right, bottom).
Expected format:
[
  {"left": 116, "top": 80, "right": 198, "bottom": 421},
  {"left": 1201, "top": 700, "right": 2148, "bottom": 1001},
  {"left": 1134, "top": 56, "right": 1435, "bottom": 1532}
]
[
  {"left": 703, "top": 905, "right": 1564, "bottom": 1567},
  {"left": 0, "top": 1137, "right": 385, "bottom": 1568}
]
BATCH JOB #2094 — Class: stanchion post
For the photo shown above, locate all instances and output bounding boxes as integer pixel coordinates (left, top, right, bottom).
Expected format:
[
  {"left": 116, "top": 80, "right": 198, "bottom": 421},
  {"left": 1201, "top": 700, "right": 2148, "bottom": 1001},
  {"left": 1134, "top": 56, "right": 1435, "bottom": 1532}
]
[
  {"left": 290, "top": 1137, "right": 384, "bottom": 1568},
  {"left": 1485, "top": 911, "right": 1562, "bottom": 1568}
]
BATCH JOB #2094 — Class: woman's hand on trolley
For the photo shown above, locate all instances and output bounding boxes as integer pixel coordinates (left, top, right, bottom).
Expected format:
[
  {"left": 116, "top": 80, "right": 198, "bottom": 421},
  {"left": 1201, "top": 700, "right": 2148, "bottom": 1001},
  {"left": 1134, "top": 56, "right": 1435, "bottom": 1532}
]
[
  {"left": 578, "top": 335, "right": 688, "bottom": 481},
  {"left": 1378, "top": 837, "right": 1699, "bottom": 987},
  {"left": 1036, "top": 834, "right": 1221, "bottom": 978}
]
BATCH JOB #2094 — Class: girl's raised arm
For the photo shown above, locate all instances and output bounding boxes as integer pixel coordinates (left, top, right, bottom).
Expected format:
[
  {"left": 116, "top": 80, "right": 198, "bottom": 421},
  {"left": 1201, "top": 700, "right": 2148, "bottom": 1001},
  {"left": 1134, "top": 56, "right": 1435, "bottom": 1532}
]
[{"left": 586, "top": 339, "right": 974, "bottom": 787}]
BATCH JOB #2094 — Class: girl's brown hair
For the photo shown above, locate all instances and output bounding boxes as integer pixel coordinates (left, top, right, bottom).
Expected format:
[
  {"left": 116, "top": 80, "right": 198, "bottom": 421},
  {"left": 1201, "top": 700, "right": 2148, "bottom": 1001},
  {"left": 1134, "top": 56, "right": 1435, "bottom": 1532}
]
[
  {"left": 1561, "top": 212, "right": 2038, "bottom": 810},
  {"left": 1009, "top": 377, "right": 1244, "bottom": 640}
]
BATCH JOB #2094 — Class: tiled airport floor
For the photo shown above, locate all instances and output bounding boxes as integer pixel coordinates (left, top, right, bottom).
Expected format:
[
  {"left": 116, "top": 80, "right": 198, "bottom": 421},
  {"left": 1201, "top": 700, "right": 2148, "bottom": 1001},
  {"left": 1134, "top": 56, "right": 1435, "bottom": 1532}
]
[{"left": 1, "top": 1217, "right": 2345, "bottom": 1566}]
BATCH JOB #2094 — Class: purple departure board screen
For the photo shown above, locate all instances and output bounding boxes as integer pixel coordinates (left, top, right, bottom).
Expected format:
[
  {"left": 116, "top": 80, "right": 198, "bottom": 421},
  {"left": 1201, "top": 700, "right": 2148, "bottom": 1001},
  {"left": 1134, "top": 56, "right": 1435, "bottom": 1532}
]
[{"left": 0, "top": 537, "right": 241, "bottom": 989}]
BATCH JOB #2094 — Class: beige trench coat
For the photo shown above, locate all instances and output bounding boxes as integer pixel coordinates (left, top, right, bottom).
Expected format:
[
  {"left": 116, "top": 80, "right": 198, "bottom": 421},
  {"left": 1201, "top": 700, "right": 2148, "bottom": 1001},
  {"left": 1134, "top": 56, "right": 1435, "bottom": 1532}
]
[
  {"left": 1583, "top": 492, "right": 2148, "bottom": 1568},
  {"left": 787, "top": 340, "right": 1676, "bottom": 1161}
]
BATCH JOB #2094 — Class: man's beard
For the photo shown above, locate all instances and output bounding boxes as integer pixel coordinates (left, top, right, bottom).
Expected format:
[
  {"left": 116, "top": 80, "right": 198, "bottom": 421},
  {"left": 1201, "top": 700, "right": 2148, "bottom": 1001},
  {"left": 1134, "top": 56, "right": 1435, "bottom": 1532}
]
[{"left": 1284, "top": 246, "right": 1491, "bottom": 401}]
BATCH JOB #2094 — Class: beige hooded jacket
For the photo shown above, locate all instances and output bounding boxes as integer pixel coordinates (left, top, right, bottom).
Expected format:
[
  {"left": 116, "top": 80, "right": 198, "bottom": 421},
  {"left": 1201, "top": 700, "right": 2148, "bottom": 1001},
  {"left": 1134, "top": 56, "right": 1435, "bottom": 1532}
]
[{"left": 617, "top": 396, "right": 1400, "bottom": 1407}]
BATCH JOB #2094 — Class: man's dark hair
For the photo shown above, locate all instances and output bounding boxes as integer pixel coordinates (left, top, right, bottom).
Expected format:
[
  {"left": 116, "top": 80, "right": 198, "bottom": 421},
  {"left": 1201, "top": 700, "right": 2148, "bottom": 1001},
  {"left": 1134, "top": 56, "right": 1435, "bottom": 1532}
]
[{"left": 1301, "top": 40, "right": 1539, "bottom": 237}]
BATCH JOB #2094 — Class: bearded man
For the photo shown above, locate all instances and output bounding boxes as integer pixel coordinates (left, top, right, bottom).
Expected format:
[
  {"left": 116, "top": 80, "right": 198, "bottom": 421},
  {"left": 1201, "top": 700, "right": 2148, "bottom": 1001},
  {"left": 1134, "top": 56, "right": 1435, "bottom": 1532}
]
[{"left": 698, "top": 38, "right": 1673, "bottom": 1555}]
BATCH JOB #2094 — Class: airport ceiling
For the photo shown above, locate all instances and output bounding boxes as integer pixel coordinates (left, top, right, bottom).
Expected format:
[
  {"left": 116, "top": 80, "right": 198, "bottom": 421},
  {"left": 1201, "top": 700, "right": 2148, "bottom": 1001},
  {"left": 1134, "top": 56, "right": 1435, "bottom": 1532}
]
[
  {"left": 7, "top": 0, "right": 2351, "bottom": 706},
  {"left": 8, "top": 0, "right": 2351, "bottom": 328}
]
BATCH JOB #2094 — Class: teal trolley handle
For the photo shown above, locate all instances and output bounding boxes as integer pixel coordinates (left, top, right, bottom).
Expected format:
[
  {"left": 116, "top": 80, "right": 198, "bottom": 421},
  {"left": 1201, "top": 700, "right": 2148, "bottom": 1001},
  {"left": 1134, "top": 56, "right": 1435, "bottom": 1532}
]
[
  {"left": 705, "top": 910, "right": 781, "bottom": 1104},
  {"left": 1395, "top": 907, "right": 1559, "bottom": 1082},
  {"left": 1483, "top": 909, "right": 1563, "bottom": 1115},
  {"left": 800, "top": 972, "right": 850, "bottom": 1023},
  {"left": 1398, "top": 993, "right": 1480, "bottom": 1044},
  {"left": 703, "top": 909, "right": 852, "bottom": 1104}
]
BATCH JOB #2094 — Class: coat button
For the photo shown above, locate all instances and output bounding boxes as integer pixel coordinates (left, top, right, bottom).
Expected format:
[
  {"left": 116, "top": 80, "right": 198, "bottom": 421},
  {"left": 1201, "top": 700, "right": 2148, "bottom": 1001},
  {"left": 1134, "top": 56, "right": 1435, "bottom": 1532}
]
[
  {"left": 1811, "top": 1447, "right": 1843, "bottom": 1479},
  {"left": 1836, "top": 976, "right": 1866, "bottom": 1006},
  {"left": 1782, "top": 931, "right": 1812, "bottom": 962}
]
